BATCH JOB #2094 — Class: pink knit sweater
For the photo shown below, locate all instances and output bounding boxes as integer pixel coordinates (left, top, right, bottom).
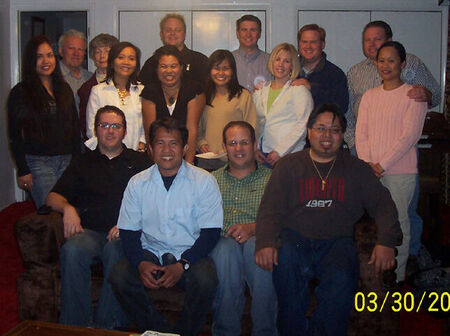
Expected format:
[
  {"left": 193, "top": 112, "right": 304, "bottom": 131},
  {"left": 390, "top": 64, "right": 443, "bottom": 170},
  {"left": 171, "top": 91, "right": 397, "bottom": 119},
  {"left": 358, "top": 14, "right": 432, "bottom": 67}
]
[{"left": 356, "top": 83, "right": 427, "bottom": 175}]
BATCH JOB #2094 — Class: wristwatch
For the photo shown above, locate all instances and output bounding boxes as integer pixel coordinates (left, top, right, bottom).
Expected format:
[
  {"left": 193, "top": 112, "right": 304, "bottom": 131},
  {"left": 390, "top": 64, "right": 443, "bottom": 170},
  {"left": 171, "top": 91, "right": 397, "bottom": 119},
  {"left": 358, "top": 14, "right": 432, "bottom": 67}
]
[{"left": 179, "top": 258, "right": 190, "bottom": 271}]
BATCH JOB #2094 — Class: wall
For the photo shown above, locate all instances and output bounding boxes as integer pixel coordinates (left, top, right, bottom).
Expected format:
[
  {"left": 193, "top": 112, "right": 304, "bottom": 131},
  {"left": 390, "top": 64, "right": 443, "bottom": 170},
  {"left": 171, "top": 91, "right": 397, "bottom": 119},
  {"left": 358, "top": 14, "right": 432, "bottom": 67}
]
[{"left": 0, "top": 0, "right": 447, "bottom": 209}]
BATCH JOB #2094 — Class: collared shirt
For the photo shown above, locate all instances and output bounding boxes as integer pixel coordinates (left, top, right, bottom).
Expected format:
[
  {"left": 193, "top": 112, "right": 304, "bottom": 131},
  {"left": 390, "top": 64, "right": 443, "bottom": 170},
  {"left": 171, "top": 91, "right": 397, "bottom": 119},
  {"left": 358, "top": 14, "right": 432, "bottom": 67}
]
[
  {"left": 59, "top": 62, "right": 92, "bottom": 113},
  {"left": 232, "top": 48, "right": 271, "bottom": 91},
  {"left": 85, "top": 80, "right": 145, "bottom": 151},
  {"left": 51, "top": 145, "right": 151, "bottom": 232},
  {"left": 212, "top": 163, "right": 271, "bottom": 234},
  {"left": 117, "top": 161, "right": 223, "bottom": 263},
  {"left": 346, "top": 54, "right": 441, "bottom": 148}
]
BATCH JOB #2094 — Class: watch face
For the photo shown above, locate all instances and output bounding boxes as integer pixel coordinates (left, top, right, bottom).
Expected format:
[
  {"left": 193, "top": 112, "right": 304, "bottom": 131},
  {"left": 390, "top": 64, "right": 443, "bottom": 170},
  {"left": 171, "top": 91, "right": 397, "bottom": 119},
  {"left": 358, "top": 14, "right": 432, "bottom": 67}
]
[{"left": 183, "top": 262, "right": 190, "bottom": 271}]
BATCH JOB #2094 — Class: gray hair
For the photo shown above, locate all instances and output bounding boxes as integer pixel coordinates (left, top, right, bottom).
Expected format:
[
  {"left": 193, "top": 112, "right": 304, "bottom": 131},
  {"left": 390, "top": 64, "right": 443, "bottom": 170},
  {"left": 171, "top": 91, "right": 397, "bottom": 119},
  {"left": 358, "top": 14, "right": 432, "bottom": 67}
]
[
  {"left": 58, "top": 29, "right": 87, "bottom": 50},
  {"left": 88, "top": 33, "right": 119, "bottom": 60}
]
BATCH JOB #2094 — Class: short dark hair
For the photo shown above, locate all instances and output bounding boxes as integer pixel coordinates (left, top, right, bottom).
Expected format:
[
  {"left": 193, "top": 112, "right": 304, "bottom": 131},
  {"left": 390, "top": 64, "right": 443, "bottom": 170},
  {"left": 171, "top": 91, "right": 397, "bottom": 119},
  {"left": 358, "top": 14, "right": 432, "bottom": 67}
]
[
  {"left": 149, "top": 117, "right": 188, "bottom": 147},
  {"left": 106, "top": 42, "right": 141, "bottom": 89},
  {"left": 153, "top": 45, "right": 184, "bottom": 68},
  {"left": 363, "top": 21, "right": 393, "bottom": 40},
  {"left": 94, "top": 105, "right": 127, "bottom": 131},
  {"left": 376, "top": 41, "right": 406, "bottom": 63},
  {"left": 236, "top": 15, "right": 262, "bottom": 33},
  {"left": 222, "top": 121, "right": 256, "bottom": 145},
  {"left": 307, "top": 103, "right": 347, "bottom": 133}
]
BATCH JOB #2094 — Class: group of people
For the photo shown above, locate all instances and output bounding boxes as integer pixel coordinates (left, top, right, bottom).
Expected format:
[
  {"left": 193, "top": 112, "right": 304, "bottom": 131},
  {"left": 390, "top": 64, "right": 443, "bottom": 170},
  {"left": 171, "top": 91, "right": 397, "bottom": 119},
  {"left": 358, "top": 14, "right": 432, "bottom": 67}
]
[{"left": 7, "top": 11, "right": 440, "bottom": 336}]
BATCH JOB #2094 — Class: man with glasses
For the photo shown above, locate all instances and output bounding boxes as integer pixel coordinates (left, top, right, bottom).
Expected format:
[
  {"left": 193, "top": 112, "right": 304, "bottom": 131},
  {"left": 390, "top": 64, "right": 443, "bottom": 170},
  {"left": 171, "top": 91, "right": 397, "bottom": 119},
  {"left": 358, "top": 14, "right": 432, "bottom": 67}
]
[
  {"left": 209, "top": 121, "right": 276, "bottom": 335},
  {"left": 255, "top": 103, "right": 402, "bottom": 335},
  {"left": 138, "top": 13, "right": 208, "bottom": 87},
  {"left": 46, "top": 105, "right": 151, "bottom": 329}
]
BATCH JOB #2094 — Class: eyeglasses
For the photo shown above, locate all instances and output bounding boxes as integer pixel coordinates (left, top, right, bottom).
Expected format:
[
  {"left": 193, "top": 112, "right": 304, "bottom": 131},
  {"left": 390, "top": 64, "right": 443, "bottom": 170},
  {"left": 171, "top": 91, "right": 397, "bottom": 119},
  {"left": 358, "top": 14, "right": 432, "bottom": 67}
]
[
  {"left": 226, "top": 140, "right": 251, "bottom": 147},
  {"left": 311, "top": 126, "right": 342, "bottom": 135},
  {"left": 97, "top": 122, "right": 123, "bottom": 130}
]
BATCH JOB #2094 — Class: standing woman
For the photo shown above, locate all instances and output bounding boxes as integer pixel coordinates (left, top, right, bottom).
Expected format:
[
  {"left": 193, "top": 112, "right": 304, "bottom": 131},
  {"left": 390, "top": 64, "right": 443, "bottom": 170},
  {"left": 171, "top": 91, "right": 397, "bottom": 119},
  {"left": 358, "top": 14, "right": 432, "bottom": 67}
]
[
  {"left": 141, "top": 45, "right": 205, "bottom": 163},
  {"left": 78, "top": 34, "right": 119, "bottom": 140},
  {"left": 356, "top": 41, "right": 427, "bottom": 282},
  {"left": 197, "top": 49, "right": 257, "bottom": 170},
  {"left": 85, "top": 42, "right": 145, "bottom": 151},
  {"left": 7, "top": 35, "right": 80, "bottom": 208},
  {"left": 253, "top": 43, "right": 313, "bottom": 167}
]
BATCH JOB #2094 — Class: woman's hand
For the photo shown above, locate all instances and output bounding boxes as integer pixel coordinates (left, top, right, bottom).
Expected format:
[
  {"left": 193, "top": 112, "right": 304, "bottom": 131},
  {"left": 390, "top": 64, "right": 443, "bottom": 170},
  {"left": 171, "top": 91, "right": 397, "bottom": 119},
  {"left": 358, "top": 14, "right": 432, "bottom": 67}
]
[
  {"left": 266, "top": 151, "right": 281, "bottom": 166},
  {"left": 255, "top": 149, "right": 266, "bottom": 164},
  {"left": 17, "top": 174, "right": 33, "bottom": 191},
  {"left": 199, "top": 144, "right": 210, "bottom": 153},
  {"left": 369, "top": 162, "right": 384, "bottom": 178},
  {"left": 138, "top": 142, "right": 146, "bottom": 152}
]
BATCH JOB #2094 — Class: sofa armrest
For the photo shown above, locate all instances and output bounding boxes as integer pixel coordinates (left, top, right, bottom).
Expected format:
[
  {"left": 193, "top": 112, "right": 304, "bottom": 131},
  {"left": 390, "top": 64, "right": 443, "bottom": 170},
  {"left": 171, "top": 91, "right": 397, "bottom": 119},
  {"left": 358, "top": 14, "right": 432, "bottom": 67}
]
[{"left": 15, "top": 211, "right": 65, "bottom": 269}]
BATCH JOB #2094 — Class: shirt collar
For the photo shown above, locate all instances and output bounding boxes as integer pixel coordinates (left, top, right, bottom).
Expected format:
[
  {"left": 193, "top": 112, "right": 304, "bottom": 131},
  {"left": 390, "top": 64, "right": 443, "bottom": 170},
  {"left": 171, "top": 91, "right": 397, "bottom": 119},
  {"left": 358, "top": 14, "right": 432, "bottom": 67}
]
[
  {"left": 223, "top": 161, "right": 263, "bottom": 183},
  {"left": 299, "top": 51, "right": 326, "bottom": 74},
  {"left": 236, "top": 47, "right": 262, "bottom": 62}
]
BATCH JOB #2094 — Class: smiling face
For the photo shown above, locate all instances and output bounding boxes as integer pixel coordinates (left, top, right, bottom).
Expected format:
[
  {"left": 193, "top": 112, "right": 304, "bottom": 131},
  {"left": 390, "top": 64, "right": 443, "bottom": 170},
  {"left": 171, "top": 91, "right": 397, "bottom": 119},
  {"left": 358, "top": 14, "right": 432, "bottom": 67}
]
[
  {"left": 236, "top": 20, "right": 261, "bottom": 51},
  {"left": 363, "top": 27, "right": 389, "bottom": 60},
  {"left": 36, "top": 43, "right": 56, "bottom": 80},
  {"left": 150, "top": 128, "right": 187, "bottom": 177},
  {"left": 160, "top": 18, "right": 186, "bottom": 50},
  {"left": 307, "top": 112, "right": 343, "bottom": 162},
  {"left": 113, "top": 46, "right": 137, "bottom": 80},
  {"left": 376, "top": 46, "right": 405, "bottom": 83},
  {"left": 298, "top": 29, "right": 325, "bottom": 67},
  {"left": 157, "top": 55, "right": 182, "bottom": 88},
  {"left": 93, "top": 46, "right": 111, "bottom": 72},
  {"left": 272, "top": 49, "right": 292, "bottom": 82},
  {"left": 95, "top": 111, "right": 126, "bottom": 155},
  {"left": 210, "top": 59, "right": 232, "bottom": 89},
  {"left": 59, "top": 35, "right": 85, "bottom": 70},
  {"left": 224, "top": 125, "right": 257, "bottom": 172}
]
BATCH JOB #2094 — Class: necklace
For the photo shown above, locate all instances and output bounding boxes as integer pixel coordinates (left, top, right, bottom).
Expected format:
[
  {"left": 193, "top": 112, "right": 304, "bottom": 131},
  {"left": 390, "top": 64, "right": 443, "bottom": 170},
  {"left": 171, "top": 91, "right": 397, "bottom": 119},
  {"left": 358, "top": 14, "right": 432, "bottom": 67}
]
[
  {"left": 163, "top": 87, "right": 179, "bottom": 106},
  {"left": 116, "top": 87, "right": 128, "bottom": 106},
  {"left": 309, "top": 151, "right": 337, "bottom": 191}
]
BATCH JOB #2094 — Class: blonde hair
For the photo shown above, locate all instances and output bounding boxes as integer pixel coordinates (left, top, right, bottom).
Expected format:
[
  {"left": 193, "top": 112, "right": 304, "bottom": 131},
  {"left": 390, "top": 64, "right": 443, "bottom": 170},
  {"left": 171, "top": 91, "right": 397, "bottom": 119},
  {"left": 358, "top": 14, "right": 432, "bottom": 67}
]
[
  {"left": 160, "top": 13, "right": 186, "bottom": 33},
  {"left": 267, "top": 43, "right": 299, "bottom": 80}
]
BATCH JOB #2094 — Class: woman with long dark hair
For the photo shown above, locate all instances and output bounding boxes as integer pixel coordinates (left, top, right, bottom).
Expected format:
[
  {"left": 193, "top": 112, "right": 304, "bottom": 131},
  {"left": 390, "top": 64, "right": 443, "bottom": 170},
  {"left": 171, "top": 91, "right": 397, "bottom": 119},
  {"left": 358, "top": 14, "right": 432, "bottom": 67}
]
[
  {"left": 197, "top": 50, "right": 257, "bottom": 170},
  {"left": 85, "top": 41, "right": 145, "bottom": 151},
  {"left": 8, "top": 35, "right": 80, "bottom": 207},
  {"left": 356, "top": 41, "right": 427, "bottom": 282}
]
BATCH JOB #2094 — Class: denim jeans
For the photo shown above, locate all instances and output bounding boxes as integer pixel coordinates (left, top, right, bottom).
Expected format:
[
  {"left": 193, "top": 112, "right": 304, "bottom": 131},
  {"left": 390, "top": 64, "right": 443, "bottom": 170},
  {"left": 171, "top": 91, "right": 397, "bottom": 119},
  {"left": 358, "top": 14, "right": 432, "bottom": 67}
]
[
  {"left": 109, "top": 251, "right": 218, "bottom": 335},
  {"left": 59, "top": 229, "right": 128, "bottom": 329},
  {"left": 408, "top": 174, "right": 423, "bottom": 256},
  {"left": 273, "top": 229, "right": 359, "bottom": 336},
  {"left": 381, "top": 174, "right": 415, "bottom": 281},
  {"left": 25, "top": 154, "right": 71, "bottom": 207},
  {"left": 210, "top": 237, "right": 277, "bottom": 336}
]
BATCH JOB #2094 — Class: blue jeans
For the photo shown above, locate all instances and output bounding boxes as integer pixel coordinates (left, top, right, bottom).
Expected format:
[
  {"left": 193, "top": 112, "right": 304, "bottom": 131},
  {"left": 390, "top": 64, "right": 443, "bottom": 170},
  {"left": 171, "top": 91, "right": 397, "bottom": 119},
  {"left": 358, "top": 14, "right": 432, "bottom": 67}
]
[
  {"left": 381, "top": 174, "right": 415, "bottom": 281},
  {"left": 25, "top": 154, "right": 71, "bottom": 207},
  {"left": 210, "top": 237, "right": 277, "bottom": 336},
  {"left": 59, "top": 229, "right": 128, "bottom": 329},
  {"left": 109, "top": 251, "right": 218, "bottom": 335},
  {"left": 273, "top": 230, "right": 359, "bottom": 336},
  {"left": 409, "top": 174, "right": 423, "bottom": 256}
]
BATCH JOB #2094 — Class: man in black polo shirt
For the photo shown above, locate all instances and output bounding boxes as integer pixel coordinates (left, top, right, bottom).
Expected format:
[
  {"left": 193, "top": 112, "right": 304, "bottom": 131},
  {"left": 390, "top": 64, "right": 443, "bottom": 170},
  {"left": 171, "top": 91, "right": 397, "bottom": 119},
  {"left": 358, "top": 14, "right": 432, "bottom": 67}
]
[
  {"left": 46, "top": 105, "right": 151, "bottom": 330},
  {"left": 138, "top": 13, "right": 208, "bottom": 87}
]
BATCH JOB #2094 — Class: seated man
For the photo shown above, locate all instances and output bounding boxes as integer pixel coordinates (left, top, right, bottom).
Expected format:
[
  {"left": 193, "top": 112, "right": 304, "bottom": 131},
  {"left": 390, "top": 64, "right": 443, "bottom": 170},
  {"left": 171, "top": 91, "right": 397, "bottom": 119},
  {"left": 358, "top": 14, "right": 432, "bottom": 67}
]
[
  {"left": 46, "top": 105, "right": 151, "bottom": 329},
  {"left": 255, "top": 103, "right": 402, "bottom": 336},
  {"left": 109, "top": 118, "right": 223, "bottom": 335},
  {"left": 210, "top": 121, "right": 276, "bottom": 336}
]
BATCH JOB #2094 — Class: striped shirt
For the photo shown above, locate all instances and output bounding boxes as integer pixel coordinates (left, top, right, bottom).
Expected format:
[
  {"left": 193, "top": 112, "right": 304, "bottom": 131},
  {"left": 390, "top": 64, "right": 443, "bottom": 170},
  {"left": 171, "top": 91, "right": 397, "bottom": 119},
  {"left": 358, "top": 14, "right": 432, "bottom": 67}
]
[
  {"left": 212, "top": 163, "right": 271, "bottom": 234},
  {"left": 345, "top": 54, "right": 440, "bottom": 148}
]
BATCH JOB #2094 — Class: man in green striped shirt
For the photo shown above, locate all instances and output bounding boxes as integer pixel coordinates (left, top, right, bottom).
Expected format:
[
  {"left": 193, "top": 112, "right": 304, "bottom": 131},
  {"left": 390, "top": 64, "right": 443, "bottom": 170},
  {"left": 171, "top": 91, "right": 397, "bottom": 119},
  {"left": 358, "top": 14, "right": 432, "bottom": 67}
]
[{"left": 210, "top": 121, "right": 277, "bottom": 336}]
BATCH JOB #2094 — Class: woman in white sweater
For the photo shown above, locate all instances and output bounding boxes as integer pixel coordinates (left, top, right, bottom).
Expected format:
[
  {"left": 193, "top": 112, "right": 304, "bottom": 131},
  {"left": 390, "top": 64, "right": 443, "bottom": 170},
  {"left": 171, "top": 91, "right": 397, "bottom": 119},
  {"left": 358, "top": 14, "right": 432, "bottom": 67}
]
[
  {"left": 253, "top": 43, "right": 313, "bottom": 167},
  {"left": 85, "top": 42, "right": 145, "bottom": 151}
]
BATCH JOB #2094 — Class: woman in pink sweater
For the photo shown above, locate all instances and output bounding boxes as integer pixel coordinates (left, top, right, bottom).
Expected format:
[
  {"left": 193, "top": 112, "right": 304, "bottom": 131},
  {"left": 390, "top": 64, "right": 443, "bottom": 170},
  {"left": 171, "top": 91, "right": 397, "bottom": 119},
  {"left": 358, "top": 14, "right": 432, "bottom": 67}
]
[{"left": 355, "top": 41, "right": 427, "bottom": 282}]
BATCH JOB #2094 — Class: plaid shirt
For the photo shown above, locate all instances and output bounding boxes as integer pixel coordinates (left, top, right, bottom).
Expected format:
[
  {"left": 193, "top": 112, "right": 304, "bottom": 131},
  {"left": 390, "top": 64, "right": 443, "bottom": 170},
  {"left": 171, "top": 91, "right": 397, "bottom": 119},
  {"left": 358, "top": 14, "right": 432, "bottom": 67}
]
[{"left": 212, "top": 163, "right": 271, "bottom": 234}]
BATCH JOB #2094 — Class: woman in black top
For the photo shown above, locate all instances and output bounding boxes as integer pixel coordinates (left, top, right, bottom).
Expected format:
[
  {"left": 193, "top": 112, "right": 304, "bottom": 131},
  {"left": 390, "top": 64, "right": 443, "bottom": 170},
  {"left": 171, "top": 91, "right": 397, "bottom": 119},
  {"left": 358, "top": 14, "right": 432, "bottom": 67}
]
[
  {"left": 141, "top": 45, "right": 205, "bottom": 163},
  {"left": 8, "top": 35, "right": 80, "bottom": 207}
]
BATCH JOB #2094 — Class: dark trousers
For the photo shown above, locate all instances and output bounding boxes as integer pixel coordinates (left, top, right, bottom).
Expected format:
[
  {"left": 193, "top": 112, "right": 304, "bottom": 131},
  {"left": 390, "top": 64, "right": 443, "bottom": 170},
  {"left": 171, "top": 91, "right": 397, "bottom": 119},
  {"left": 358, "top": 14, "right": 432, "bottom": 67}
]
[
  {"left": 109, "top": 250, "right": 218, "bottom": 335},
  {"left": 273, "top": 229, "right": 359, "bottom": 336}
]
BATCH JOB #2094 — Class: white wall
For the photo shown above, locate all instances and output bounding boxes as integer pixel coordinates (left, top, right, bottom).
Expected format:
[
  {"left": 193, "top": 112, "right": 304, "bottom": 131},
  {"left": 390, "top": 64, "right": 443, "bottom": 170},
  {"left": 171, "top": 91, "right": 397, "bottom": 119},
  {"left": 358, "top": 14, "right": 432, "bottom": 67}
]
[{"left": 1, "top": 0, "right": 447, "bottom": 209}]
